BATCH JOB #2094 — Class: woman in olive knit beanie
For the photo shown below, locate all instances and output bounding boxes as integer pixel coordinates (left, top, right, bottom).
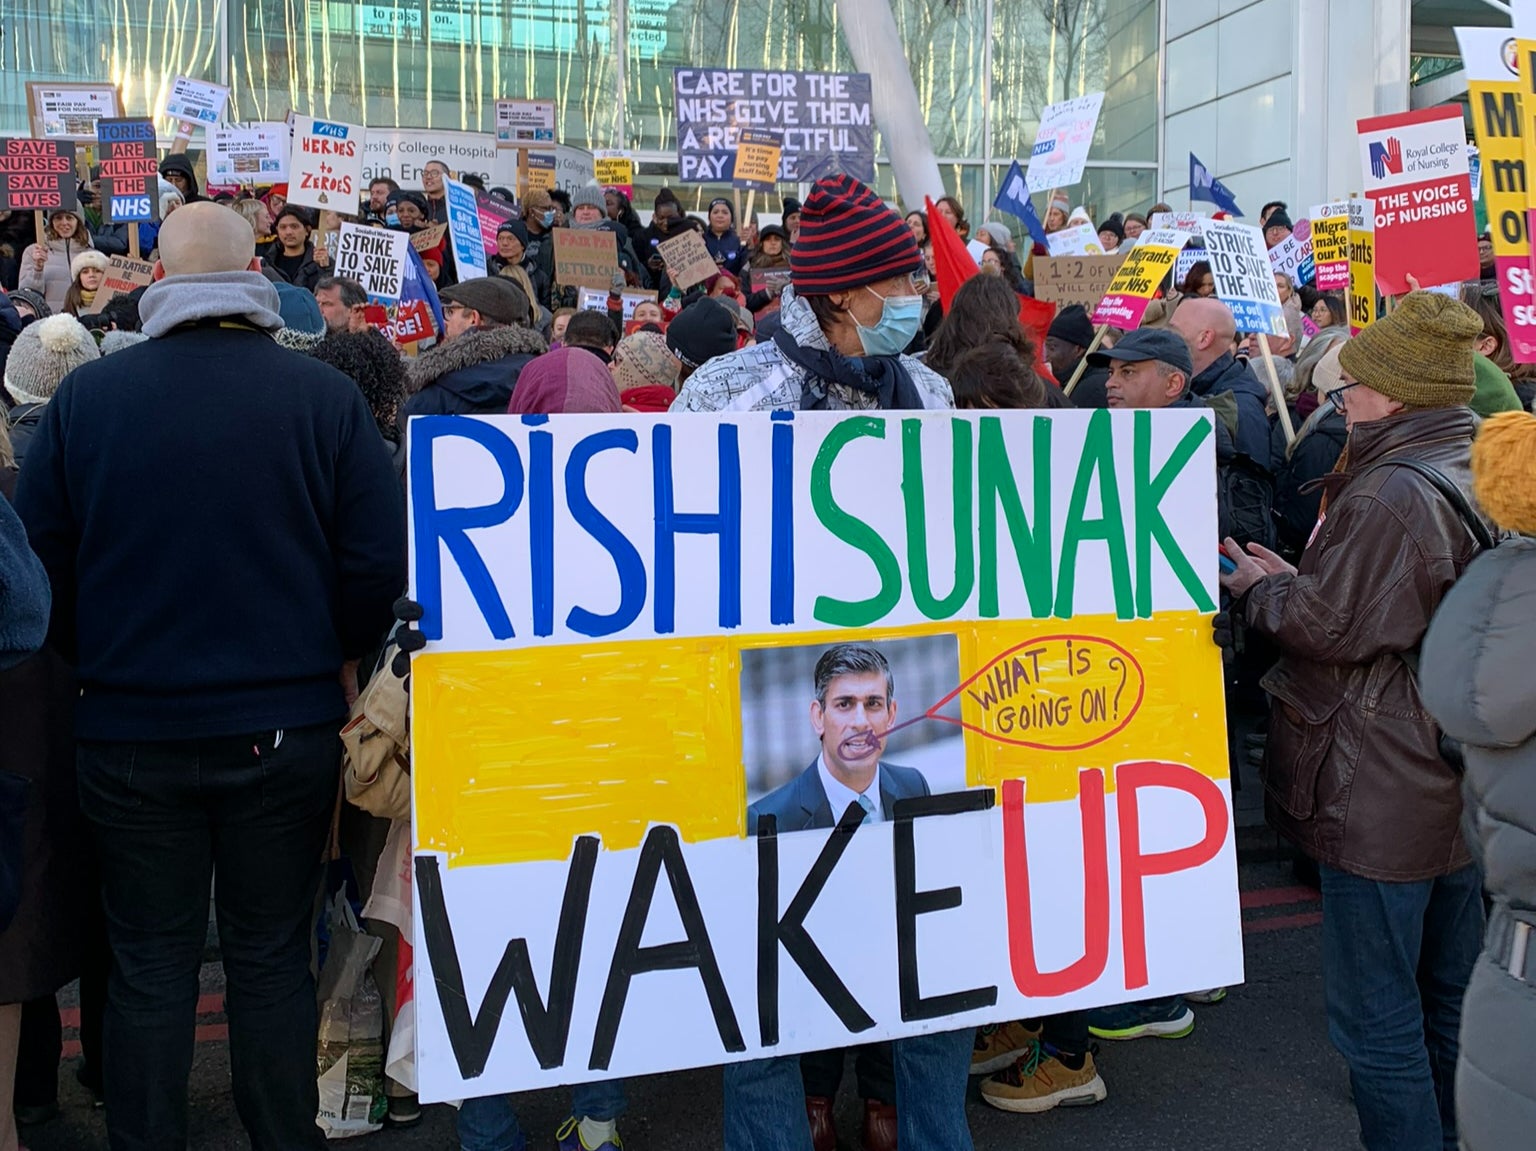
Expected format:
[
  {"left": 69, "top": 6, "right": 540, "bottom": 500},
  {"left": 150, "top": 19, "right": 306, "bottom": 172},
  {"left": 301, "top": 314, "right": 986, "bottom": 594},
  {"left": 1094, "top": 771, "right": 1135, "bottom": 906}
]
[{"left": 1336, "top": 291, "right": 1482, "bottom": 411}]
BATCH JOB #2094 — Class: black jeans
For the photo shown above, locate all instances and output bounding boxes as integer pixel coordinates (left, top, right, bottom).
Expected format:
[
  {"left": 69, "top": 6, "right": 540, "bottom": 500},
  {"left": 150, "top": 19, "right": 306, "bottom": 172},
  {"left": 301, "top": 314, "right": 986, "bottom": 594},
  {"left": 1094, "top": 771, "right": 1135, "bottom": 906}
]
[
  {"left": 78, "top": 724, "right": 338, "bottom": 1151},
  {"left": 801, "top": 1042, "right": 897, "bottom": 1105}
]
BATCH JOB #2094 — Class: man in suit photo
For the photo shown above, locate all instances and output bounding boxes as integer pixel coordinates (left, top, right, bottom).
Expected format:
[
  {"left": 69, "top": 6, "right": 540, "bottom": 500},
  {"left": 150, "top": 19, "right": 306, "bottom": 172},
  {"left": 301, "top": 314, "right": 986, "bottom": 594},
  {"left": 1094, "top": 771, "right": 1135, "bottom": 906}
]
[
  {"left": 747, "top": 642, "right": 931, "bottom": 837},
  {"left": 739, "top": 641, "right": 934, "bottom": 1151}
]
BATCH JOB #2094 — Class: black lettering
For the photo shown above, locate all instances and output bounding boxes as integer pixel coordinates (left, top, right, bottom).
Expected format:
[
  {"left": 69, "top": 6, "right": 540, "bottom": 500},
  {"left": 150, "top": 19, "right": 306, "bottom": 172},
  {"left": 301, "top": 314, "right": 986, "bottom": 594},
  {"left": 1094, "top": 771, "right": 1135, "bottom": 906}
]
[
  {"left": 590, "top": 825, "right": 744, "bottom": 1070},
  {"left": 756, "top": 801, "right": 877, "bottom": 1046},
  {"left": 892, "top": 790, "right": 999, "bottom": 1021}
]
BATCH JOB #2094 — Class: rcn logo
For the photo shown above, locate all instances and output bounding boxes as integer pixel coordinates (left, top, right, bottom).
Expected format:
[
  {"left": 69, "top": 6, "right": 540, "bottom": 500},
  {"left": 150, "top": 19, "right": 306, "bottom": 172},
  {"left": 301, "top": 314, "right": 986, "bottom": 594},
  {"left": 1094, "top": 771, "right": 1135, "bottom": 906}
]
[{"left": 1369, "top": 137, "right": 1403, "bottom": 180}]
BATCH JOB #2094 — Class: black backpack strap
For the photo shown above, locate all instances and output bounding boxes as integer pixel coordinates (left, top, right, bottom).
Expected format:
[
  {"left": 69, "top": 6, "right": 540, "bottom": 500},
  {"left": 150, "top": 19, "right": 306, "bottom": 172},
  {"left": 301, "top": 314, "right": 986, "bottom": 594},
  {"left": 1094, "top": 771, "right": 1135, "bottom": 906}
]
[{"left": 1361, "top": 456, "right": 1496, "bottom": 552}]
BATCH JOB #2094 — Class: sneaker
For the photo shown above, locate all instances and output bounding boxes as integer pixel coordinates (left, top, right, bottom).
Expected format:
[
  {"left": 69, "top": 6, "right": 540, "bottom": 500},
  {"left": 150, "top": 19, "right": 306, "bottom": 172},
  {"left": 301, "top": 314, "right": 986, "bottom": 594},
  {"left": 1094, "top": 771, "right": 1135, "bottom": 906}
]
[
  {"left": 1185, "top": 987, "right": 1228, "bottom": 1005},
  {"left": 980, "top": 1041, "right": 1107, "bottom": 1113},
  {"left": 971, "top": 1019, "right": 1043, "bottom": 1075},
  {"left": 385, "top": 1093, "right": 422, "bottom": 1127},
  {"left": 1086, "top": 998, "right": 1195, "bottom": 1041},
  {"left": 556, "top": 1116, "right": 624, "bottom": 1151}
]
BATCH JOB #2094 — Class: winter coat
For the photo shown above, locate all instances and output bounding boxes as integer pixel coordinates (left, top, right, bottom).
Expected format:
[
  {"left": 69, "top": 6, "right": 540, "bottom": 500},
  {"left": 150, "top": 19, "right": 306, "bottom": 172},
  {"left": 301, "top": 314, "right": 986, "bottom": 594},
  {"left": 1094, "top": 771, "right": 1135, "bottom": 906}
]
[
  {"left": 260, "top": 239, "right": 324, "bottom": 292},
  {"left": 520, "top": 231, "right": 558, "bottom": 308},
  {"left": 4, "top": 401, "right": 47, "bottom": 470},
  {"left": 1419, "top": 537, "right": 1536, "bottom": 1151},
  {"left": 157, "top": 153, "right": 205, "bottom": 203},
  {"left": 1192, "top": 351, "right": 1273, "bottom": 466},
  {"left": 704, "top": 227, "right": 747, "bottom": 276},
  {"left": 18, "top": 235, "right": 96, "bottom": 315},
  {"left": 0, "top": 468, "right": 86, "bottom": 1002},
  {"left": 671, "top": 288, "right": 953, "bottom": 413},
  {"left": 1271, "top": 406, "right": 1347, "bottom": 559},
  {"left": 398, "top": 324, "right": 549, "bottom": 426},
  {"left": 1242, "top": 406, "right": 1489, "bottom": 881}
]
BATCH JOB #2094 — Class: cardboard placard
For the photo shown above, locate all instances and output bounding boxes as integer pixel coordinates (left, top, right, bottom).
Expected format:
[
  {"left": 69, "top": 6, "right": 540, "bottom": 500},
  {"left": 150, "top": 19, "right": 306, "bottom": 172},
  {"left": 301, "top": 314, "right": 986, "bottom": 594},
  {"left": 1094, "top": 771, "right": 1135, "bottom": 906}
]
[
  {"left": 526, "top": 152, "right": 558, "bottom": 192},
  {"left": 1356, "top": 104, "right": 1477, "bottom": 295},
  {"left": 1348, "top": 198, "right": 1376, "bottom": 335},
  {"left": 164, "top": 76, "right": 230, "bottom": 126},
  {"left": 26, "top": 82, "right": 120, "bottom": 142},
  {"left": 1202, "top": 220, "right": 1288, "bottom": 337},
  {"left": 288, "top": 117, "right": 365, "bottom": 212},
  {"left": 1045, "top": 222, "right": 1104, "bottom": 257},
  {"left": 445, "top": 178, "right": 488, "bottom": 279},
  {"left": 1268, "top": 229, "right": 1314, "bottom": 287},
  {"left": 577, "top": 286, "right": 657, "bottom": 319},
  {"left": 555, "top": 228, "right": 621, "bottom": 291},
  {"left": 495, "top": 99, "right": 556, "bottom": 145},
  {"left": 404, "top": 408, "right": 1240, "bottom": 1103},
  {"left": 1309, "top": 203, "right": 1351, "bottom": 292},
  {"left": 1032, "top": 253, "right": 1127, "bottom": 312},
  {"left": 335, "top": 223, "right": 410, "bottom": 302},
  {"left": 96, "top": 119, "right": 160, "bottom": 223},
  {"left": 410, "top": 223, "right": 449, "bottom": 253},
  {"left": 210, "top": 124, "right": 290, "bottom": 184},
  {"left": 1148, "top": 211, "right": 1207, "bottom": 239},
  {"left": 0, "top": 139, "right": 78, "bottom": 212},
  {"left": 732, "top": 128, "right": 783, "bottom": 193},
  {"left": 1025, "top": 92, "right": 1105, "bottom": 192},
  {"left": 674, "top": 68, "right": 874, "bottom": 184},
  {"left": 1089, "top": 229, "right": 1190, "bottom": 330},
  {"left": 84, "top": 256, "right": 155, "bottom": 314},
  {"left": 658, "top": 229, "right": 719, "bottom": 289}
]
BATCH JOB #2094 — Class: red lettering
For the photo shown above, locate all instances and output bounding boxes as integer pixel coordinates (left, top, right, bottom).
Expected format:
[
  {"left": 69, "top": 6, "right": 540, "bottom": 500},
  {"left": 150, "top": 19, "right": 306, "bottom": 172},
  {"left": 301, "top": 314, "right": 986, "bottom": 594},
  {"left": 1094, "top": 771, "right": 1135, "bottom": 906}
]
[
  {"left": 1114, "top": 761, "right": 1229, "bottom": 990},
  {"left": 1001, "top": 772, "right": 1111, "bottom": 997}
]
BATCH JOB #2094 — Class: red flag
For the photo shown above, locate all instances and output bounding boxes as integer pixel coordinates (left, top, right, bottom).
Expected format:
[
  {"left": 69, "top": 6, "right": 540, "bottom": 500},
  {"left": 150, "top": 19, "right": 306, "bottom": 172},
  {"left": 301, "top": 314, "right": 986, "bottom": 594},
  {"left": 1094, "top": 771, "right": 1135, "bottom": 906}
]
[
  {"left": 1018, "top": 294, "right": 1058, "bottom": 383},
  {"left": 926, "top": 196, "right": 978, "bottom": 311}
]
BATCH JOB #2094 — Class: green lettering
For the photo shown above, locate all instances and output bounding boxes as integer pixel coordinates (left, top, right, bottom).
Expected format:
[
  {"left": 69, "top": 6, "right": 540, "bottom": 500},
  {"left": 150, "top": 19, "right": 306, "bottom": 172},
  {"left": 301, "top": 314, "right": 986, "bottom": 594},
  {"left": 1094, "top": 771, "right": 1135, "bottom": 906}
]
[
  {"left": 1135, "top": 410, "right": 1217, "bottom": 616},
  {"left": 811, "top": 416, "right": 902, "bottom": 627},
  {"left": 978, "top": 415, "right": 1053, "bottom": 618},
  {"left": 902, "top": 418, "right": 974, "bottom": 620},
  {"left": 1055, "top": 410, "right": 1133, "bottom": 619}
]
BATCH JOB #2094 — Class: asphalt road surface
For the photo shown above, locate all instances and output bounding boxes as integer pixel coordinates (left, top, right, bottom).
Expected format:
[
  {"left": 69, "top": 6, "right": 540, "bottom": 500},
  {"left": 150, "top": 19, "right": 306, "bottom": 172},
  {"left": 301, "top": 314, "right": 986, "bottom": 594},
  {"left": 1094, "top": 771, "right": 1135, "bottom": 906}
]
[{"left": 22, "top": 855, "right": 1361, "bottom": 1151}]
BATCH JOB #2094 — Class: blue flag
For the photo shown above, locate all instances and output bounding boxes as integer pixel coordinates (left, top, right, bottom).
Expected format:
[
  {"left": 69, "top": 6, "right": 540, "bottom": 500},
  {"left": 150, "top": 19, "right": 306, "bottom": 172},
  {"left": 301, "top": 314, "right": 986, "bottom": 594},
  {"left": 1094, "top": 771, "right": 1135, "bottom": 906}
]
[
  {"left": 1189, "top": 153, "right": 1242, "bottom": 216},
  {"left": 993, "top": 160, "right": 1048, "bottom": 248}
]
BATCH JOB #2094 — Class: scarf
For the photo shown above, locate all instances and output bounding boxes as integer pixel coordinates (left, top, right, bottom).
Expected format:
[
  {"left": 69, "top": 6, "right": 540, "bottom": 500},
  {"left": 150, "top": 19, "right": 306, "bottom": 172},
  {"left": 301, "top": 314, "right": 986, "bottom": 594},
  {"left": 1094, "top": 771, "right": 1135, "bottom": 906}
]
[
  {"left": 138, "top": 271, "right": 284, "bottom": 338},
  {"left": 772, "top": 327, "right": 924, "bottom": 411},
  {"left": 78, "top": 287, "right": 97, "bottom": 308}
]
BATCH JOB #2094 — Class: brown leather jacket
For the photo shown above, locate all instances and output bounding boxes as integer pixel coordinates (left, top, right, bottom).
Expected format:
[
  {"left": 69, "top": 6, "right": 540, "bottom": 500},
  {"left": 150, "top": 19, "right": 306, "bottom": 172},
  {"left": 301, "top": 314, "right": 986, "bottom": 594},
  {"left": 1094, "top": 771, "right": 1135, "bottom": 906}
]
[{"left": 1242, "top": 407, "right": 1489, "bottom": 881}]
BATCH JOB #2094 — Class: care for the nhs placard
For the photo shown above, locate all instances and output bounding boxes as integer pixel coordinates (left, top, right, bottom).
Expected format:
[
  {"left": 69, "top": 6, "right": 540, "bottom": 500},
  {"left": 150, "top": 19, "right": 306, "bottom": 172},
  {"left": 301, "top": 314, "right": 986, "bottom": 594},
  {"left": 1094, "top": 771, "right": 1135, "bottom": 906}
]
[{"left": 406, "top": 410, "right": 1242, "bottom": 1102}]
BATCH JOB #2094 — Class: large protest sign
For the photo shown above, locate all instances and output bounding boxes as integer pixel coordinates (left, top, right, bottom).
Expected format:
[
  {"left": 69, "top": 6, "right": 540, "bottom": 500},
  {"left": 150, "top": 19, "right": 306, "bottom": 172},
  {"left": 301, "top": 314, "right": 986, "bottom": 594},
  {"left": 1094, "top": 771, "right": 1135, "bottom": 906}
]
[
  {"left": 555, "top": 229, "right": 621, "bottom": 291},
  {"left": 363, "top": 128, "right": 513, "bottom": 190},
  {"left": 1203, "top": 221, "right": 1287, "bottom": 337},
  {"left": 445, "top": 179, "right": 488, "bottom": 279},
  {"left": 405, "top": 408, "right": 1241, "bottom": 1102},
  {"left": 658, "top": 229, "right": 720, "bottom": 289},
  {"left": 594, "top": 151, "right": 634, "bottom": 198},
  {"left": 495, "top": 99, "right": 556, "bottom": 145},
  {"left": 96, "top": 119, "right": 160, "bottom": 223},
  {"left": 26, "top": 83, "right": 120, "bottom": 141},
  {"left": 1268, "top": 227, "right": 1313, "bottom": 287},
  {"left": 336, "top": 224, "right": 410, "bottom": 302},
  {"left": 674, "top": 68, "right": 875, "bottom": 184},
  {"left": 164, "top": 76, "right": 230, "bottom": 126},
  {"left": 1310, "top": 203, "right": 1351, "bottom": 291},
  {"left": 211, "top": 124, "right": 290, "bottom": 184},
  {"left": 1032, "top": 253, "right": 1126, "bottom": 313},
  {"left": 1090, "top": 230, "right": 1189, "bottom": 330},
  {"left": 289, "top": 118, "right": 365, "bottom": 211},
  {"left": 1356, "top": 105, "right": 1477, "bottom": 295},
  {"left": 83, "top": 256, "right": 155, "bottom": 314},
  {"left": 1025, "top": 93, "right": 1104, "bottom": 192},
  {"left": 0, "top": 139, "right": 77, "bottom": 212},
  {"left": 1348, "top": 199, "right": 1377, "bottom": 335},
  {"left": 1458, "top": 25, "right": 1536, "bottom": 362}
]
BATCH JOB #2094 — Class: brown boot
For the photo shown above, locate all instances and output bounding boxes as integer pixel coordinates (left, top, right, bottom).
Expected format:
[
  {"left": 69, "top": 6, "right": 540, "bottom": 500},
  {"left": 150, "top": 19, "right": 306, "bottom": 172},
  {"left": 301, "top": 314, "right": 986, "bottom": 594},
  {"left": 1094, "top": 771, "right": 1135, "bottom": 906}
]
[
  {"left": 806, "top": 1095, "right": 837, "bottom": 1151},
  {"left": 861, "top": 1099, "right": 897, "bottom": 1151}
]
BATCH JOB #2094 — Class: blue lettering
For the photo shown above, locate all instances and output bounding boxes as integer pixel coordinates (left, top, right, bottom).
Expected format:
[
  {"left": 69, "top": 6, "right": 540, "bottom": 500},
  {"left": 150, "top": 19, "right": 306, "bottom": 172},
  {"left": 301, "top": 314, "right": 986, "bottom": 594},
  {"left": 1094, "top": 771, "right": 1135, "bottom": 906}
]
[
  {"left": 527, "top": 418, "right": 554, "bottom": 637},
  {"left": 770, "top": 411, "right": 795, "bottom": 625},
  {"left": 409, "top": 417, "right": 523, "bottom": 641},
  {"left": 652, "top": 423, "right": 742, "bottom": 634},
  {"left": 565, "top": 429, "right": 646, "bottom": 637}
]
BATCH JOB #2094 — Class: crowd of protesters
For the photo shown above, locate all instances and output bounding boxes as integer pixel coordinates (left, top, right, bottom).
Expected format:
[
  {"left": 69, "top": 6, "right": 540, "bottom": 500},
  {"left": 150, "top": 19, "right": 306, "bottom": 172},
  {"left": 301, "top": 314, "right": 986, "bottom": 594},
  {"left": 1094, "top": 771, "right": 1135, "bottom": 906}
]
[{"left": 1, "top": 149, "right": 1534, "bottom": 1151}]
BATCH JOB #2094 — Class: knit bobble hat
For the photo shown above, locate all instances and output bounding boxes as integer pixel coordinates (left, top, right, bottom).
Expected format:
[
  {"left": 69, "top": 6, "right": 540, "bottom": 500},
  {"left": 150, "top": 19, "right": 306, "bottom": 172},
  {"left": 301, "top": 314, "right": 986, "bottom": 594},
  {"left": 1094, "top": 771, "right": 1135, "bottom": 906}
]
[
  {"left": 1097, "top": 213, "right": 1125, "bottom": 243},
  {"left": 3, "top": 313, "right": 99, "bottom": 405},
  {"left": 1471, "top": 411, "right": 1536, "bottom": 533},
  {"left": 789, "top": 174, "right": 923, "bottom": 295},
  {"left": 1336, "top": 291, "right": 1481, "bottom": 408},
  {"left": 571, "top": 183, "right": 607, "bottom": 211},
  {"left": 70, "top": 249, "right": 110, "bottom": 283}
]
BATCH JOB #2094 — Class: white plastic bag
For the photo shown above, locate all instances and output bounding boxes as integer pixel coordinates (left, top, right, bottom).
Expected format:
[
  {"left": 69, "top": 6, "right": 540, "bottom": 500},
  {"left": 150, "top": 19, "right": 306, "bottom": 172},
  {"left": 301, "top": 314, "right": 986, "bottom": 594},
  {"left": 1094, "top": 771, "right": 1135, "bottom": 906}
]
[{"left": 316, "top": 888, "right": 386, "bottom": 1138}]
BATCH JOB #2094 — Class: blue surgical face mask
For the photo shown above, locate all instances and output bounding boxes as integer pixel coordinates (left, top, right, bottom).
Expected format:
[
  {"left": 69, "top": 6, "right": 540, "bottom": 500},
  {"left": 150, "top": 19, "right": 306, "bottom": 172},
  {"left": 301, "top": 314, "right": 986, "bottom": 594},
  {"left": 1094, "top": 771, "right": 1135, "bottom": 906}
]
[
  {"left": 541, "top": 209, "right": 556, "bottom": 228},
  {"left": 386, "top": 212, "right": 399, "bottom": 227},
  {"left": 854, "top": 289, "right": 923, "bottom": 357}
]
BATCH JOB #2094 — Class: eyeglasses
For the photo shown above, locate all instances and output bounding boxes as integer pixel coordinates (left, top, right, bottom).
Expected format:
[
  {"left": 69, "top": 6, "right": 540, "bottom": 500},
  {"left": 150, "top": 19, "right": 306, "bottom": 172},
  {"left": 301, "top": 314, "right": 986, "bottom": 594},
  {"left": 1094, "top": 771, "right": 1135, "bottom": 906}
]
[{"left": 1326, "top": 382, "right": 1361, "bottom": 409}]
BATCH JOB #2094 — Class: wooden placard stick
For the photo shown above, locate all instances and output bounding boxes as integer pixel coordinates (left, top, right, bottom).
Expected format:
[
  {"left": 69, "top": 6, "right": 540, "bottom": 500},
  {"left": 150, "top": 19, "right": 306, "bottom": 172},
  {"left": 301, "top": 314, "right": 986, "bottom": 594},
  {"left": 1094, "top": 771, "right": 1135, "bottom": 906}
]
[
  {"left": 1063, "top": 323, "right": 1110, "bottom": 396},
  {"left": 1257, "top": 332, "right": 1297, "bottom": 445}
]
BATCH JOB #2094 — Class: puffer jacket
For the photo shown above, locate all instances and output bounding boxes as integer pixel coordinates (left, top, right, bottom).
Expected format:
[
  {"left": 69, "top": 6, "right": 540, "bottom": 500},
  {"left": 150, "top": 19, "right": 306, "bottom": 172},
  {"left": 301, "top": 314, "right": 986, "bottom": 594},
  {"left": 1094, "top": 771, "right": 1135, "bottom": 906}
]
[
  {"left": 398, "top": 324, "right": 549, "bottom": 427},
  {"left": 1419, "top": 537, "right": 1536, "bottom": 1151},
  {"left": 1242, "top": 406, "right": 1490, "bottom": 881}
]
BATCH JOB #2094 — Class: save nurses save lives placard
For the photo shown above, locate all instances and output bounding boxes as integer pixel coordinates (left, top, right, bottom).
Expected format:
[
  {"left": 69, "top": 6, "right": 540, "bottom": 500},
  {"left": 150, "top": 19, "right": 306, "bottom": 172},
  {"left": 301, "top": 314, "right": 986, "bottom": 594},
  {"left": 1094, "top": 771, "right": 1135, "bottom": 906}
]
[{"left": 1356, "top": 105, "right": 1477, "bottom": 295}]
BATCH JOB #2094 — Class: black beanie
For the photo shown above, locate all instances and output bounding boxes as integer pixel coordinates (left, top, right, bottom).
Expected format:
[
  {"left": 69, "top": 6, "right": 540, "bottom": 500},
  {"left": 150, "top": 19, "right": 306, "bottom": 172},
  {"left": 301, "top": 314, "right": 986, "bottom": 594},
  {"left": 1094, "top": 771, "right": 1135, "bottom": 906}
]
[{"left": 665, "top": 297, "right": 737, "bottom": 370}]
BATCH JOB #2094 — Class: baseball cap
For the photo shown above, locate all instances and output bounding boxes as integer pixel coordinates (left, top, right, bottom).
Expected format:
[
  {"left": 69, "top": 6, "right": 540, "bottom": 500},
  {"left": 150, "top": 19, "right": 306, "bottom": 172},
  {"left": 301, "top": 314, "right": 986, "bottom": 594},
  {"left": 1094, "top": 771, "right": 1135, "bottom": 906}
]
[{"left": 1087, "top": 328, "right": 1194, "bottom": 378}]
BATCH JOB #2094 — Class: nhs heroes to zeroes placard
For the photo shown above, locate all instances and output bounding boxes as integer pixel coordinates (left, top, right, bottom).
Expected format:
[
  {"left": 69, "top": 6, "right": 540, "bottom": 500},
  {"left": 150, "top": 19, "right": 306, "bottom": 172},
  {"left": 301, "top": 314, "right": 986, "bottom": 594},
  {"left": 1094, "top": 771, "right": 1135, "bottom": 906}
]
[
  {"left": 405, "top": 409, "right": 1243, "bottom": 1102},
  {"left": 674, "top": 68, "right": 875, "bottom": 184}
]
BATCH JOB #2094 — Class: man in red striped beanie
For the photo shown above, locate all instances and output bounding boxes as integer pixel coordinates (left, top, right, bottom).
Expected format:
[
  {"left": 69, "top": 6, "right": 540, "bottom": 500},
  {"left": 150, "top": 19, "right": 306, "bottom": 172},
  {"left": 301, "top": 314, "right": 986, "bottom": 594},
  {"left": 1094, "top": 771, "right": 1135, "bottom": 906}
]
[{"left": 672, "top": 174, "right": 953, "bottom": 414}]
